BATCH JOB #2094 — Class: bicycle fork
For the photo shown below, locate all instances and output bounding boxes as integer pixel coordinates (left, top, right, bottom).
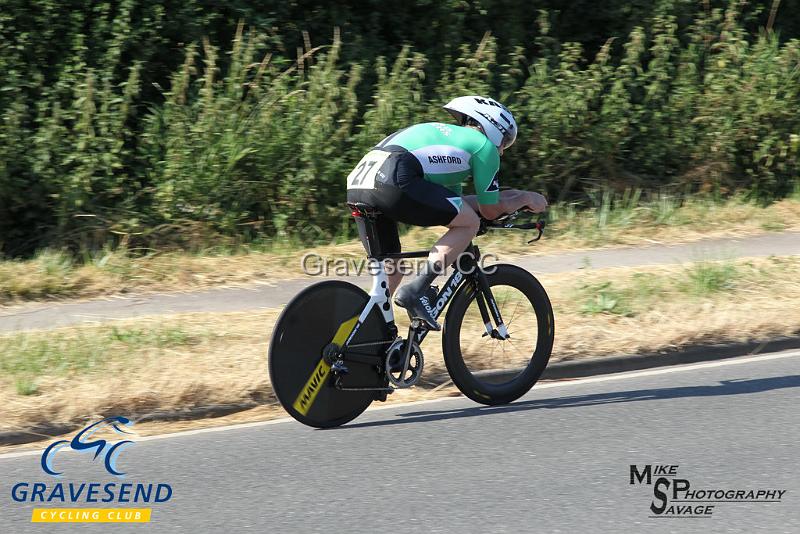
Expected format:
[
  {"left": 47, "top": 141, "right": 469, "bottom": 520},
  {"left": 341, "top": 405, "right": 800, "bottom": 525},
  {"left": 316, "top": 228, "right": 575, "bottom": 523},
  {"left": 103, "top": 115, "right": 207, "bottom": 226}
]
[{"left": 467, "top": 246, "right": 509, "bottom": 340}]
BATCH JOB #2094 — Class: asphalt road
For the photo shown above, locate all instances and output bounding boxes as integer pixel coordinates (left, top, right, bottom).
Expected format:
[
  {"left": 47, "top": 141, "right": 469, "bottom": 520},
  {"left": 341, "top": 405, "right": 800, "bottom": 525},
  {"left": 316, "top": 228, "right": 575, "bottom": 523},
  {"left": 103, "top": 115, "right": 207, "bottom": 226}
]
[
  {"left": 1, "top": 350, "right": 798, "bottom": 533},
  {"left": 1, "top": 231, "right": 799, "bottom": 332}
]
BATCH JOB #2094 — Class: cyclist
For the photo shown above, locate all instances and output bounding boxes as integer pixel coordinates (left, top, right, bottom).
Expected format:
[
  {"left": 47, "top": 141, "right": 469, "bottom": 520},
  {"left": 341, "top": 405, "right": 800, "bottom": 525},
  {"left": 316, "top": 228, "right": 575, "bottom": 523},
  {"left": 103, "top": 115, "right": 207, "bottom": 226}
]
[{"left": 346, "top": 96, "right": 548, "bottom": 331}]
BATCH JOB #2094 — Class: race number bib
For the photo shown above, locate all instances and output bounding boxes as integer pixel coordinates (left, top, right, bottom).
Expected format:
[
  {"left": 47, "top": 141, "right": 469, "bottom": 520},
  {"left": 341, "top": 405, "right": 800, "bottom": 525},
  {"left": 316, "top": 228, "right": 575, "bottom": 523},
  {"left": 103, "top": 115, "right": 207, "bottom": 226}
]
[{"left": 346, "top": 150, "right": 391, "bottom": 190}]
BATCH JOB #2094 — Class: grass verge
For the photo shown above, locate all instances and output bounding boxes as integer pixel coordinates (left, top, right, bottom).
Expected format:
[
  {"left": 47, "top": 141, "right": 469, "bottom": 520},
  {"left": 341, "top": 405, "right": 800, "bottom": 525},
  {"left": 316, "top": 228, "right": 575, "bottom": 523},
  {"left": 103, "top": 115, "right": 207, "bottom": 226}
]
[
  {"left": 2, "top": 255, "right": 799, "bottom": 438},
  {"left": 2, "top": 196, "right": 800, "bottom": 305}
]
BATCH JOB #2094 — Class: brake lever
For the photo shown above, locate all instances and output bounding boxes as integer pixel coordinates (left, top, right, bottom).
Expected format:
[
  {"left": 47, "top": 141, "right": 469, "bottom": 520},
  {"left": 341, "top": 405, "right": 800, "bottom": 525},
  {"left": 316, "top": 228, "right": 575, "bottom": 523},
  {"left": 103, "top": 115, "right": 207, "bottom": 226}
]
[{"left": 483, "top": 213, "right": 546, "bottom": 243}]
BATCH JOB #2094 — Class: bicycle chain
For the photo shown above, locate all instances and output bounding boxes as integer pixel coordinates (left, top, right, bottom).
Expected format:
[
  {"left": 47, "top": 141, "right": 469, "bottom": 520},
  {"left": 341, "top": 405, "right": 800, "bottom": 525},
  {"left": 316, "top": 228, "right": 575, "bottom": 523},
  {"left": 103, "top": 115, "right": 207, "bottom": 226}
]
[{"left": 345, "top": 338, "right": 398, "bottom": 349}]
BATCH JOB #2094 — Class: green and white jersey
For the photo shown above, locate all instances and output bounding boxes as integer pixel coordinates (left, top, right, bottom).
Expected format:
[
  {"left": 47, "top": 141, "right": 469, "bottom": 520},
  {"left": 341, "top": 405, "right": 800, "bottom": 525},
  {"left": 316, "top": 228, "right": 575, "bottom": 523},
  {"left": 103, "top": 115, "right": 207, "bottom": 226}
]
[{"left": 377, "top": 122, "right": 501, "bottom": 205}]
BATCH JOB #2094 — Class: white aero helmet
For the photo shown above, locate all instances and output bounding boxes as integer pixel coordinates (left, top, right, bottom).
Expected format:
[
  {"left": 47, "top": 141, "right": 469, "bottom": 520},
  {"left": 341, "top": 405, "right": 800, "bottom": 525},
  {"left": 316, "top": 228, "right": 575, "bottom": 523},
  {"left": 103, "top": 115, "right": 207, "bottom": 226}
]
[{"left": 443, "top": 95, "right": 518, "bottom": 151}]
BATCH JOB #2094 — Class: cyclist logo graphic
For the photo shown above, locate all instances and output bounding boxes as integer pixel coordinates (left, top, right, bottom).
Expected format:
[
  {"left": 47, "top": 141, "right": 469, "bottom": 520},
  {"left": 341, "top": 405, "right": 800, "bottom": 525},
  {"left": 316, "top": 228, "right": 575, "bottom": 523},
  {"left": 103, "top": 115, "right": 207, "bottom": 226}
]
[{"left": 41, "top": 416, "right": 135, "bottom": 478}]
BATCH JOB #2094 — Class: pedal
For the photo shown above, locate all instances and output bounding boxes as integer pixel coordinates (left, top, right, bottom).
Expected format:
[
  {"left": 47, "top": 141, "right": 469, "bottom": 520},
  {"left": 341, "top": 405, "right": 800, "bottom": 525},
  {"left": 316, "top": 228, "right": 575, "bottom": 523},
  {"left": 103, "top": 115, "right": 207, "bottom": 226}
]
[{"left": 331, "top": 360, "right": 349, "bottom": 375}]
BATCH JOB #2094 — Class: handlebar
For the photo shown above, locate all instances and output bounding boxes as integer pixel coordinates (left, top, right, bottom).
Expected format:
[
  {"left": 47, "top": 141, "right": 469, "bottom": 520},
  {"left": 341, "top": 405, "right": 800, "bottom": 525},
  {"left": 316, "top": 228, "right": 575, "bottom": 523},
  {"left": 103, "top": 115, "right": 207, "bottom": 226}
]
[{"left": 478, "top": 210, "right": 547, "bottom": 243}]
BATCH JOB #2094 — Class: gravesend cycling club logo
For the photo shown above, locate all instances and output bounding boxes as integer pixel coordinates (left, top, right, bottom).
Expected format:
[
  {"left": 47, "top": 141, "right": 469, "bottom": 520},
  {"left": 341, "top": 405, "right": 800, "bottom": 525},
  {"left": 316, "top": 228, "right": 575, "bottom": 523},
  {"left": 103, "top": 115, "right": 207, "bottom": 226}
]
[
  {"left": 10, "top": 416, "right": 173, "bottom": 524},
  {"left": 42, "top": 416, "right": 135, "bottom": 477},
  {"left": 630, "top": 464, "right": 787, "bottom": 518}
]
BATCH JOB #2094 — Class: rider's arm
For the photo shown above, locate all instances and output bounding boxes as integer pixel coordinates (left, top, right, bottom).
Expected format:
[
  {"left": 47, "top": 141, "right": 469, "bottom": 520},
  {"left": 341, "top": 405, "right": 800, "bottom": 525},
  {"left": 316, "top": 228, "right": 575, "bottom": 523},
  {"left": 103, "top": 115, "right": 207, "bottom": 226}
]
[
  {"left": 470, "top": 141, "right": 541, "bottom": 219},
  {"left": 464, "top": 190, "right": 542, "bottom": 220},
  {"left": 490, "top": 190, "right": 547, "bottom": 218},
  {"left": 470, "top": 139, "right": 548, "bottom": 219},
  {"left": 471, "top": 139, "right": 501, "bottom": 219}
]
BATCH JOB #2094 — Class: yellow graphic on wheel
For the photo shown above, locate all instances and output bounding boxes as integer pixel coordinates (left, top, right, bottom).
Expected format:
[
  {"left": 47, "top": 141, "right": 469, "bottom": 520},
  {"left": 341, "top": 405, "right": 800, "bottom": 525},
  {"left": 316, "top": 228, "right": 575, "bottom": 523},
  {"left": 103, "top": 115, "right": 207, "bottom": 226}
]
[{"left": 293, "top": 316, "right": 359, "bottom": 415}]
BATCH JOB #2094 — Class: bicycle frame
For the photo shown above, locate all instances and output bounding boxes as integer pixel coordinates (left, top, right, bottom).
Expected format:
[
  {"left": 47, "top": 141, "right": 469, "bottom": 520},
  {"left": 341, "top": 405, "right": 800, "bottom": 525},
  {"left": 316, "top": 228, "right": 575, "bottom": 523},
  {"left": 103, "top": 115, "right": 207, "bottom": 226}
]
[
  {"left": 338, "top": 244, "right": 507, "bottom": 356},
  {"left": 280, "top": 208, "right": 547, "bottom": 423}
]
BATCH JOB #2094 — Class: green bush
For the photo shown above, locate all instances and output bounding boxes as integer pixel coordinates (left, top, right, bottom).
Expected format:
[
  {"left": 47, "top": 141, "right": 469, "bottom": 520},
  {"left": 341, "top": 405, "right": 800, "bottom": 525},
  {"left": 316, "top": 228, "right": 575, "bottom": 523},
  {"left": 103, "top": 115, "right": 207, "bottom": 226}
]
[{"left": 1, "top": 1, "right": 799, "bottom": 256}]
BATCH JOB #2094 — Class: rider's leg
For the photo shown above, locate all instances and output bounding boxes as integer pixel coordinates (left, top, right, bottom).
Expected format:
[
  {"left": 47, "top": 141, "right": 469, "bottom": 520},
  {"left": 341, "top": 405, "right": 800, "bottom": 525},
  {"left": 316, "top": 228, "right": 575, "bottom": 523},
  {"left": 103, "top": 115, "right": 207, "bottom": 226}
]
[
  {"left": 394, "top": 203, "right": 479, "bottom": 330},
  {"left": 462, "top": 195, "right": 480, "bottom": 212},
  {"left": 428, "top": 203, "right": 481, "bottom": 270}
]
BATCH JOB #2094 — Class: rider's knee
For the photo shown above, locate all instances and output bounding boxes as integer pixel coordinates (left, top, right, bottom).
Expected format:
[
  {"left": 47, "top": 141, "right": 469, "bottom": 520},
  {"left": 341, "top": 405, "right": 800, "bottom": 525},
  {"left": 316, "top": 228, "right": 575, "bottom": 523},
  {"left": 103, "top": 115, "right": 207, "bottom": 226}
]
[{"left": 460, "top": 206, "right": 480, "bottom": 234}]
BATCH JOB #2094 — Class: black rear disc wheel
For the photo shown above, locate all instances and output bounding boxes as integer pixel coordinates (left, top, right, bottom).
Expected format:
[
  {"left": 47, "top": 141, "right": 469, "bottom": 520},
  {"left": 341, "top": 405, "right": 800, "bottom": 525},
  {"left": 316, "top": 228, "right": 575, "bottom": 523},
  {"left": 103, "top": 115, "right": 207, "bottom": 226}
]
[{"left": 269, "top": 281, "right": 391, "bottom": 428}]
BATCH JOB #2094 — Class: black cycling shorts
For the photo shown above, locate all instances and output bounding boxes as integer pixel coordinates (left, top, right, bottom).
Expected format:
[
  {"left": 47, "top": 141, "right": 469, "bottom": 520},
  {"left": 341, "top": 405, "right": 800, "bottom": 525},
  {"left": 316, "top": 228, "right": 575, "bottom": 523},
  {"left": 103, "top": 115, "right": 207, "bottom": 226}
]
[{"left": 347, "top": 145, "right": 460, "bottom": 254}]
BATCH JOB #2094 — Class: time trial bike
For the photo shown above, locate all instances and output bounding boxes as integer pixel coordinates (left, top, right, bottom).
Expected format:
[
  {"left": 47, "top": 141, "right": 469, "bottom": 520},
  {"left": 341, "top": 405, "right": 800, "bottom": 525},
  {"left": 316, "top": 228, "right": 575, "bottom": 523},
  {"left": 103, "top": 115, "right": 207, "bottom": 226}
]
[{"left": 269, "top": 203, "right": 554, "bottom": 428}]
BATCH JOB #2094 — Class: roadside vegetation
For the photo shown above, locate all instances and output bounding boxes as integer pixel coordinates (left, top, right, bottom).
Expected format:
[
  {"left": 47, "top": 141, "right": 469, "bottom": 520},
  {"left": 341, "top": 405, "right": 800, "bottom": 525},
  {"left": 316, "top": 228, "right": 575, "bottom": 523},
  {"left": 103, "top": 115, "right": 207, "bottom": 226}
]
[
  {"left": 2, "top": 195, "right": 799, "bottom": 305},
  {"left": 3, "top": 255, "right": 798, "bottom": 437},
  {"left": 2, "top": 2, "right": 800, "bottom": 257},
  {"left": 3, "top": 1, "right": 800, "bottom": 444}
]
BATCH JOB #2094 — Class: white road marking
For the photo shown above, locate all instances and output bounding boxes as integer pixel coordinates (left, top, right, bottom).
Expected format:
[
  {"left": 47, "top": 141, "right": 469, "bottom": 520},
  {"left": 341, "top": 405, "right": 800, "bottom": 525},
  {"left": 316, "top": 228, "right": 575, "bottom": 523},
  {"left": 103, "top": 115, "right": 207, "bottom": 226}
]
[{"left": 1, "top": 349, "right": 798, "bottom": 460}]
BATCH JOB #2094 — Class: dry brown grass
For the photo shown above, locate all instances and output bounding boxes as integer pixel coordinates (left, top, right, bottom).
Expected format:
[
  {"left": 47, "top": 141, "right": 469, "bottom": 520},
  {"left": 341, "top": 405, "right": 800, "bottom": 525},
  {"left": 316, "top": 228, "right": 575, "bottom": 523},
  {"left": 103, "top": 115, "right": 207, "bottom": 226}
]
[
  {"left": 2, "top": 254, "right": 799, "bottom": 443},
  {"left": 0, "top": 311, "right": 279, "bottom": 433},
  {"left": 2, "top": 198, "right": 799, "bottom": 305},
  {"left": 553, "top": 261, "right": 800, "bottom": 360}
]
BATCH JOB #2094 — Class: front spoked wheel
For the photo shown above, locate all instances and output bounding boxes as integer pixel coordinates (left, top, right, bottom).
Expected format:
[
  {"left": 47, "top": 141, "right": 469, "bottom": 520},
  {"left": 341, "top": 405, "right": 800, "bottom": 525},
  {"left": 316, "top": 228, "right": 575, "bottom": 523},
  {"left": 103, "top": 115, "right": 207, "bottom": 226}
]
[{"left": 442, "top": 264, "right": 554, "bottom": 405}]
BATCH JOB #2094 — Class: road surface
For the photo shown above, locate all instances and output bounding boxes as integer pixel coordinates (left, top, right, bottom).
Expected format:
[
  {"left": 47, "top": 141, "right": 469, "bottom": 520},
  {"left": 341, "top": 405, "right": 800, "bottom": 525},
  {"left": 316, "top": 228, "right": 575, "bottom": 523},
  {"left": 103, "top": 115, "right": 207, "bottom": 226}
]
[
  {"left": 1, "top": 231, "right": 799, "bottom": 332},
  {"left": 1, "top": 349, "right": 798, "bottom": 533}
]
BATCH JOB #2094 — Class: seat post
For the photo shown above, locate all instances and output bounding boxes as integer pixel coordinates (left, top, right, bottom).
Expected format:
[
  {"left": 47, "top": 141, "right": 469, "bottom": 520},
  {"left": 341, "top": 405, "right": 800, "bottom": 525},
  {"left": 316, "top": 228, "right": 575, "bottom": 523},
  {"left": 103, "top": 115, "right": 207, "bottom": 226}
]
[{"left": 348, "top": 202, "right": 384, "bottom": 259}]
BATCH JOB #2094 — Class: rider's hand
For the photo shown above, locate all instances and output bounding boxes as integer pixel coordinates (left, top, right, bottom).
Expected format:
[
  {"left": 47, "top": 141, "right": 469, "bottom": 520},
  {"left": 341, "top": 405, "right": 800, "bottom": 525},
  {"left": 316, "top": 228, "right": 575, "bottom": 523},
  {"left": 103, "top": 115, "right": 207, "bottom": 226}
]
[{"left": 524, "top": 192, "right": 548, "bottom": 213}]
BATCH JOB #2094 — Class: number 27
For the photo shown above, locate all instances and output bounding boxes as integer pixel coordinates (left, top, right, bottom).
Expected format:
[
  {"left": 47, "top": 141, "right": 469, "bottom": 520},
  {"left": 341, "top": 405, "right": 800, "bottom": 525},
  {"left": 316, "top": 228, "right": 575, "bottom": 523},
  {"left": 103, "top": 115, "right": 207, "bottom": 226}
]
[{"left": 350, "top": 159, "right": 377, "bottom": 186}]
